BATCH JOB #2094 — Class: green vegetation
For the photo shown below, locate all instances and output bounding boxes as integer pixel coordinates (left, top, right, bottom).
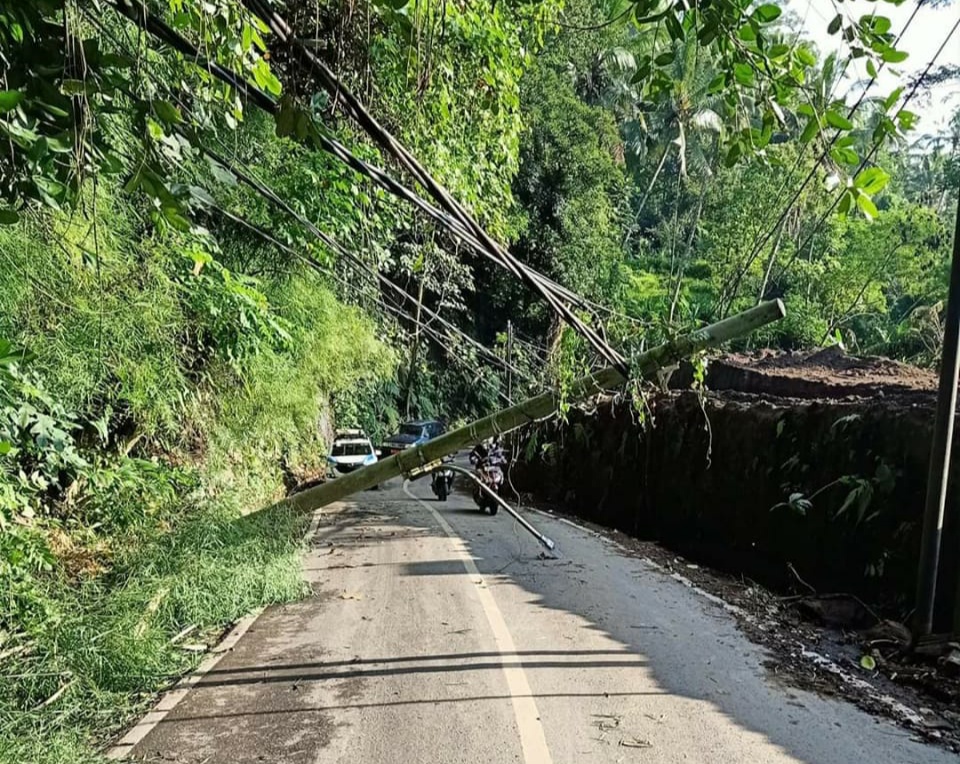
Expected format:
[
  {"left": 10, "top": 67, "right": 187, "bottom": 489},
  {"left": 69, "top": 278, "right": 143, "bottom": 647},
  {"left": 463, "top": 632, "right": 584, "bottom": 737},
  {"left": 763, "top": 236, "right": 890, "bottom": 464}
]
[
  {"left": 0, "top": 181, "right": 390, "bottom": 761},
  {"left": 0, "top": 0, "right": 957, "bottom": 760}
]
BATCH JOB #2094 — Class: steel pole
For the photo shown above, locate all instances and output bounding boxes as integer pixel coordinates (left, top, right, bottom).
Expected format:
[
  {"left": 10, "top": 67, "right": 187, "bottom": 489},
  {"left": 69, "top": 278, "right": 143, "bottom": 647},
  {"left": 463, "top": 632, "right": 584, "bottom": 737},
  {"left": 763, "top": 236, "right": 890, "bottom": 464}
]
[
  {"left": 915, "top": 193, "right": 960, "bottom": 636},
  {"left": 406, "top": 464, "right": 558, "bottom": 556}
]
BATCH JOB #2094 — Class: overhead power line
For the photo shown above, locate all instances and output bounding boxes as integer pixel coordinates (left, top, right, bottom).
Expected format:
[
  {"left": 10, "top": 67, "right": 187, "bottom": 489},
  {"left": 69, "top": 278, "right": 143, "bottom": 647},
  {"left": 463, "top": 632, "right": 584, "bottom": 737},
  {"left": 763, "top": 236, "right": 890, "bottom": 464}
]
[
  {"left": 202, "top": 156, "right": 531, "bottom": 380},
  {"left": 210, "top": 196, "right": 529, "bottom": 394},
  {"left": 770, "top": 14, "right": 960, "bottom": 286},
  {"left": 85, "top": 9, "right": 534, "bottom": 394},
  {"left": 110, "top": 0, "right": 629, "bottom": 374},
  {"left": 721, "top": 1, "right": 926, "bottom": 311}
]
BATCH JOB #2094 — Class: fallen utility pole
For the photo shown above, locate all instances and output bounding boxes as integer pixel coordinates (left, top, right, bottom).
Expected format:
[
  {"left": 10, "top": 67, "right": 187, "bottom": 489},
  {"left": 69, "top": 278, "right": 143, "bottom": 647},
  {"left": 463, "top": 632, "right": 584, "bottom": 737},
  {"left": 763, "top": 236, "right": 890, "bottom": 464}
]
[{"left": 285, "top": 300, "right": 786, "bottom": 513}]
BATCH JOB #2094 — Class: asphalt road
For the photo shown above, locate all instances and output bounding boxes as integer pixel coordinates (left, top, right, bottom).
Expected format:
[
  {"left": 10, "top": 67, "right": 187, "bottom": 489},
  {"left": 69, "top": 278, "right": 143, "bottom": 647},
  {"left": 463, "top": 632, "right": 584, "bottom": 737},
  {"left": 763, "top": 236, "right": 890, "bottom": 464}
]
[{"left": 117, "top": 476, "right": 954, "bottom": 764}]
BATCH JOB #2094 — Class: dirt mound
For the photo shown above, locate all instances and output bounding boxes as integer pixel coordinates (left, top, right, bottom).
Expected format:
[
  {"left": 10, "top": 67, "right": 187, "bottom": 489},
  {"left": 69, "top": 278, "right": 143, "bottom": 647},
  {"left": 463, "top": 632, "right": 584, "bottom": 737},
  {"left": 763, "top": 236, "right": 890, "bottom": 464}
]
[{"left": 674, "top": 347, "right": 939, "bottom": 401}]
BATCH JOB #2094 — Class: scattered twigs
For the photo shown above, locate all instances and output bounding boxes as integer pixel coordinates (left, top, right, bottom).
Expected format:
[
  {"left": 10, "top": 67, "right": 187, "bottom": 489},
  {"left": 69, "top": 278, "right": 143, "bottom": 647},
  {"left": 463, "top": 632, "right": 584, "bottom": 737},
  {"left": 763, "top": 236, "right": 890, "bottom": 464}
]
[
  {"left": 786, "top": 562, "right": 817, "bottom": 595},
  {"left": 0, "top": 643, "right": 34, "bottom": 663},
  {"left": 35, "top": 678, "right": 76, "bottom": 710},
  {"left": 169, "top": 624, "right": 198, "bottom": 646}
]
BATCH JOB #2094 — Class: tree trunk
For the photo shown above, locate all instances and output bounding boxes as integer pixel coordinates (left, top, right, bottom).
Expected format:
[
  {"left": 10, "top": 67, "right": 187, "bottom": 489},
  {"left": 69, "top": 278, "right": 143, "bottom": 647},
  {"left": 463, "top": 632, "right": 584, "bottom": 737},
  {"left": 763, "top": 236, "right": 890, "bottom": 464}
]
[
  {"left": 757, "top": 220, "right": 786, "bottom": 304},
  {"left": 669, "top": 186, "right": 706, "bottom": 323},
  {"left": 634, "top": 143, "right": 672, "bottom": 222},
  {"left": 403, "top": 276, "right": 425, "bottom": 418}
]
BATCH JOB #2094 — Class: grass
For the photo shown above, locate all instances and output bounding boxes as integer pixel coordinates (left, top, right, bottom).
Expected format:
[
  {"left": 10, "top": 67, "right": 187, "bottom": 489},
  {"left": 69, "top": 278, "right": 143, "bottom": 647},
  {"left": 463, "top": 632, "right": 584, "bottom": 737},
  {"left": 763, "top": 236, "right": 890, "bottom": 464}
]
[{"left": 0, "top": 499, "right": 310, "bottom": 764}]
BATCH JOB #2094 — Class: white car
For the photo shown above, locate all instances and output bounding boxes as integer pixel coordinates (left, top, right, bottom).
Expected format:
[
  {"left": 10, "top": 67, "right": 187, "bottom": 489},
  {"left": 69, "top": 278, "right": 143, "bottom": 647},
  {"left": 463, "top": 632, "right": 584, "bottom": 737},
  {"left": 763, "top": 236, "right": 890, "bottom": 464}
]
[{"left": 327, "top": 430, "right": 379, "bottom": 476}]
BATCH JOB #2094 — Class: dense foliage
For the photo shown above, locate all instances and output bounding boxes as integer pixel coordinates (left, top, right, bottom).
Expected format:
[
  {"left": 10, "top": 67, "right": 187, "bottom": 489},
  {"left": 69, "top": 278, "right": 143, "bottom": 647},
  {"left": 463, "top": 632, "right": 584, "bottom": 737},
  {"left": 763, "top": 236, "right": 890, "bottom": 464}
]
[{"left": 0, "top": 0, "right": 956, "bottom": 760}]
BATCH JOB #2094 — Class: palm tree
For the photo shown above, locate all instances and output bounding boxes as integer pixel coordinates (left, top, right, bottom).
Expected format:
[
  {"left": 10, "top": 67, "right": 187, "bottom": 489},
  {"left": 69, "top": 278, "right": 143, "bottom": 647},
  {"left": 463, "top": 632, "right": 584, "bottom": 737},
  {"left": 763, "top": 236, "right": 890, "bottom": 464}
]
[{"left": 628, "top": 37, "right": 725, "bottom": 222}]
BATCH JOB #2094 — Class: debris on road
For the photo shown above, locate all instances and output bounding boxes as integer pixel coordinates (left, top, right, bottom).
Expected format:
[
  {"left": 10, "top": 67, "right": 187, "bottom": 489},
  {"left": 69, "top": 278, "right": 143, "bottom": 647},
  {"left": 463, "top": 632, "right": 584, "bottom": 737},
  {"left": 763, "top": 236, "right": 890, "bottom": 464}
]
[{"left": 532, "top": 508, "right": 960, "bottom": 753}]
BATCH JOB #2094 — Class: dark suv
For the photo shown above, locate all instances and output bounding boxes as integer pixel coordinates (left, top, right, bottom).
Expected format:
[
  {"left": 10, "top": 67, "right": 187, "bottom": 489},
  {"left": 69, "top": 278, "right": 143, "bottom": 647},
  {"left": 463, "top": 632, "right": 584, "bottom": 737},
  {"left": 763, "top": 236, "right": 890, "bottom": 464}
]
[{"left": 382, "top": 420, "right": 446, "bottom": 455}]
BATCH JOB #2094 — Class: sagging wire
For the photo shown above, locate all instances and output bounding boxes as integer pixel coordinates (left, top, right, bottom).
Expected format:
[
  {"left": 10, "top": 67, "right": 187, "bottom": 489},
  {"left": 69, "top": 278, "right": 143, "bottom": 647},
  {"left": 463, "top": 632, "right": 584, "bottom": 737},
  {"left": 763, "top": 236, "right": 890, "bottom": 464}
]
[
  {"left": 769, "top": 14, "right": 960, "bottom": 287},
  {"left": 116, "top": 0, "right": 629, "bottom": 375},
  {"left": 87, "top": 6, "right": 549, "bottom": 392},
  {"left": 722, "top": 1, "right": 927, "bottom": 310}
]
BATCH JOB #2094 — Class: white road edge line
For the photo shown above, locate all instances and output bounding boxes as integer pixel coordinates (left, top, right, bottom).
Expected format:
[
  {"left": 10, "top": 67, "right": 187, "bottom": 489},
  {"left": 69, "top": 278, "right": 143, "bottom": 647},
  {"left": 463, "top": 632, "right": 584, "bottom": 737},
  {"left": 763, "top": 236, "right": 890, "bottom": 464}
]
[
  {"left": 403, "top": 481, "right": 555, "bottom": 764},
  {"left": 106, "top": 508, "right": 325, "bottom": 761}
]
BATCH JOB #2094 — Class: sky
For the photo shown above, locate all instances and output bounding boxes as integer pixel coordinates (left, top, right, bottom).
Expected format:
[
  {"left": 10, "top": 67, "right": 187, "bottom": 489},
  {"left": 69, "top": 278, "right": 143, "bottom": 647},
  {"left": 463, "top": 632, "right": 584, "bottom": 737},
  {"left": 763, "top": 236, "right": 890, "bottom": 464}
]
[{"left": 784, "top": 0, "right": 960, "bottom": 135}]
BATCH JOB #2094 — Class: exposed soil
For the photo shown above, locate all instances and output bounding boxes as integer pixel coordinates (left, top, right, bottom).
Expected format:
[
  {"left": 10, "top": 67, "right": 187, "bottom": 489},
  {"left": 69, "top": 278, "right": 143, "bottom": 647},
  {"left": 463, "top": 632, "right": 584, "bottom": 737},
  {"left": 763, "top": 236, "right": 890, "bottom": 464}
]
[
  {"left": 672, "top": 346, "right": 940, "bottom": 401},
  {"left": 523, "top": 502, "right": 960, "bottom": 754}
]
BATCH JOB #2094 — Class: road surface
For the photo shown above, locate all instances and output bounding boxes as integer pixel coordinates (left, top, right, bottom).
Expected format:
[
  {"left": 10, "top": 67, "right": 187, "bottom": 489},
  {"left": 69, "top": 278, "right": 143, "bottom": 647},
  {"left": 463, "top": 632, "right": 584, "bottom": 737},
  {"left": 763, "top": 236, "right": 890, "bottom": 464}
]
[{"left": 115, "top": 476, "right": 953, "bottom": 764}]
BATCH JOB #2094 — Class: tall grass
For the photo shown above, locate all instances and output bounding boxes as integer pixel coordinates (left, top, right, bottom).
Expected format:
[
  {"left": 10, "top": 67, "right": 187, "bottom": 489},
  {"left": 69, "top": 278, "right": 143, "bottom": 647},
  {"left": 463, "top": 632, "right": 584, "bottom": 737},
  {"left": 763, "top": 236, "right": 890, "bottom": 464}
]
[
  {"left": 0, "top": 500, "right": 309, "bottom": 764},
  {"left": 0, "top": 186, "right": 396, "bottom": 763}
]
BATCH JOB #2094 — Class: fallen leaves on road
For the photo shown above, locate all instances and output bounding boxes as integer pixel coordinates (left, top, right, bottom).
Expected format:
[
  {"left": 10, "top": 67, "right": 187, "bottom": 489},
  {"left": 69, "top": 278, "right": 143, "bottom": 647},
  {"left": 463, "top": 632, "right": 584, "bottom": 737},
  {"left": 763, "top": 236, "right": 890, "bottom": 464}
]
[
  {"left": 339, "top": 592, "right": 364, "bottom": 601},
  {"left": 619, "top": 737, "right": 653, "bottom": 749}
]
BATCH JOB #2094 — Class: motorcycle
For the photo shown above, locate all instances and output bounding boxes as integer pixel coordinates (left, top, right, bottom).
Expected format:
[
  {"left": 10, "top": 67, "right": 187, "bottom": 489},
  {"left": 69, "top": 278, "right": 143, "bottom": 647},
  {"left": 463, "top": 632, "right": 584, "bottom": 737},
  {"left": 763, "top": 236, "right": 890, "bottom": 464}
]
[
  {"left": 430, "top": 456, "right": 455, "bottom": 501},
  {"left": 469, "top": 442, "right": 506, "bottom": 515}
]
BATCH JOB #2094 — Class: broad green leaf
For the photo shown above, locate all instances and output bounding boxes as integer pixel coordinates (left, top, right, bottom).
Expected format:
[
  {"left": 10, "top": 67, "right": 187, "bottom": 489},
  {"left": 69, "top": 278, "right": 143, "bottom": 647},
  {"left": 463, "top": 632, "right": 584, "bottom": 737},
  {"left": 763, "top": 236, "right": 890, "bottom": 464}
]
[
  {"left": 0, "top": 441, "right": 11, "bottom": 456},
  {"left": 871, "top": 16, "right": 892, "bottom": 35},
  {"left": 46, "top": 134, "right": 72, "bottom": 153},
  {"left": 866, "top": 59, "right": 877, "bottom": 78},
  {"left": 665, "top": 12, "right": 683, "bottom": 40},
  {"left": 881, "top": 48, "right": 908, "bottom": 64},
  {"left": 102, "top": 53, "right": 134, "bottom": 69},
  {"left": 800, "top": 117, "right": 820, "bottom": 143},
  {"left": 860, "top": 655, "right": 876, "bottom": 671},
  {"left": 738, "top": 23, "right": 757, "bottom": 42},
  {"left": 654, "top": 51, "right": 675, "bottom": 66},
  {"left": 796, "top": 103, "right": 815, "bottom": 118},
  {"left": 734, "top": 63, "right": 754, "bottom": 86},
  {"left": 828, "top": 14, "right": 842, "bottom": 34},
  {"left": 825, "top": 110, "right": 853, "bottom": 130},
  {"left": 631, "top": 63, "right": 652, "bottom": 84},
  {"left": 838, "top": 188, "right": 854, "bottom": 215},
  {"left": 263, "top": 71, "right": 283, "bottom": 97},
  {"left": 883, "top": 86, "right": 903, "bottom": 111},
  {"left": 856, "top": 167, "right": 890, "bottom": 195},
  {"left": 0, "top": 209, "right": 20, "bottom": 225},
  {"left": 101, "top": 154, "right": 125, "bottom": 175},
  {"left": 897, "top": 109, "right": 917, "bottom": 132},
  {"left": 830, "top": 146, "right": 859, "bottom": 165},
  {"left": 697, "top": 15, "right": 719, "bottom": 43},
  {"left": 724, "top": 141, "right": 743, "bottom": 168},
  {"left": 147, "top": 118, "right": 164, "bottom": 141},
  {"left": 0, "top": 90, "right": 24, "bottom": 114},
  {"left": 856, "top": 191, "right": 879, "bottom": 220},
  {"left": 753, "top": 4, "right": 782, "bottom": 23},
  {"left": 795, "top": 46, "right": 817, "bottom": 67},
  {"left": 153, "top": 100, "right": 182, "bottom": 125}
]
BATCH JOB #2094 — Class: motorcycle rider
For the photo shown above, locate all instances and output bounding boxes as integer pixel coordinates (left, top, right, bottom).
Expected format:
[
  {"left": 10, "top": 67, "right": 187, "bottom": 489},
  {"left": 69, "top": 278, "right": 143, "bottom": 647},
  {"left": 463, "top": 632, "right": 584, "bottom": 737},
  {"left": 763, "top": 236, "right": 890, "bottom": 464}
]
[
  {"left": 430, "top": 453, "right": 455, "bottom": 500},
  {"left": 470, "top": 437, "right": 507, "bottom": 507},
  {"left": 470, "top": 437, "right": 506, "bottom": 468},
  {"left": 469, "top": 439, "right": 490, "bottom": 466}
]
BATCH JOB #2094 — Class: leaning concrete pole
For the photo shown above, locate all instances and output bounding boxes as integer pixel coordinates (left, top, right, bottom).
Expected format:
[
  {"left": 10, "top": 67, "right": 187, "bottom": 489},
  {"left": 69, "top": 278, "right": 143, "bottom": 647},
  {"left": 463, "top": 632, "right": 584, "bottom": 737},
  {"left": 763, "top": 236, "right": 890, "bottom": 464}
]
[{"left": 287, "top": 300, "right": 786, "bottom": 512}]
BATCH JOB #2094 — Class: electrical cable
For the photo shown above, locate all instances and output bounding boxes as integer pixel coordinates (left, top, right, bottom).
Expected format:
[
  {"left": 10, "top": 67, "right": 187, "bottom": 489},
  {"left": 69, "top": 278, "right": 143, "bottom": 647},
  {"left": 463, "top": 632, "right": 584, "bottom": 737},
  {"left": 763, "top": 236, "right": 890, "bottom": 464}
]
[{"left": 110, "top": 0, "right": 629, "bottom": 373}]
